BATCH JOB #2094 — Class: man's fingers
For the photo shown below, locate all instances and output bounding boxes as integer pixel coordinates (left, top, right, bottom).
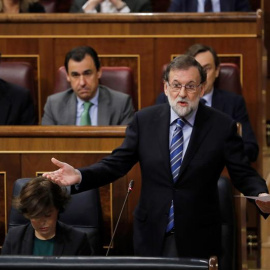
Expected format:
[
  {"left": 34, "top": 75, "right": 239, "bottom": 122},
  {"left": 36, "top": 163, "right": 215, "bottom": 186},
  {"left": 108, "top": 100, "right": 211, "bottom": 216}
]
[{"left": 51, "top": 157, "right": 65, "bottom": 168}]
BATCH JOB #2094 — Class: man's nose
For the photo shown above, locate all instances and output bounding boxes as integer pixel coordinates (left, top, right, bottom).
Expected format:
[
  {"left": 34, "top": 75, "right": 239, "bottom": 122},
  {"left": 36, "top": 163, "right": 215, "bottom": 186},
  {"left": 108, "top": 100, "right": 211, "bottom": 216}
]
[
  {"left": 177, "top": 87, "right": 187, "bottom": 97},
  {"left": 79, "top": 75, "right": 86, "bottom": 85}
]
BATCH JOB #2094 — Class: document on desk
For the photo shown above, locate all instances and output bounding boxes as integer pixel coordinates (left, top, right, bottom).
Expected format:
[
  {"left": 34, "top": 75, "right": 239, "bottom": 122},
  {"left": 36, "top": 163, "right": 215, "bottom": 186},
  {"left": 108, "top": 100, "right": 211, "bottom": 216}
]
[{"left": 235, "top": 195, "right": 270, "bottom": 202}]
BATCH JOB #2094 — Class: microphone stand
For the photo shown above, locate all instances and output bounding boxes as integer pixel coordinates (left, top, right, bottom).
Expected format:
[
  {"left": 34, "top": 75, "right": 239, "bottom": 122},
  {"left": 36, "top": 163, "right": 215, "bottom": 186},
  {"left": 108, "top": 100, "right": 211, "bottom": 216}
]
[{"left": 106, "top": 180, "right": 134, "bottom": 256}]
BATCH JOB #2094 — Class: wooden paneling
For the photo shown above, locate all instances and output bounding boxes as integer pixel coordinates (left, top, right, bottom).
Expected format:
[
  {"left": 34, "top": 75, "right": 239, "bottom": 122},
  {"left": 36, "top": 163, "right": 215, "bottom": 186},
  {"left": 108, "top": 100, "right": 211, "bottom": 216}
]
[{"left": 0, "top": 12, "right": 265, "bottom": 267}]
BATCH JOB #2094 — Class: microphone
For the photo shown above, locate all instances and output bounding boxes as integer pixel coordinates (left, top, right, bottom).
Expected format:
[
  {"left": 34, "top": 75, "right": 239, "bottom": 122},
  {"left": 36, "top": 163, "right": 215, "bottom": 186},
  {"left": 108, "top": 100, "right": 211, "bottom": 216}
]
[{"left": 106, "top": 179, "right": 134, "bottom": 256}]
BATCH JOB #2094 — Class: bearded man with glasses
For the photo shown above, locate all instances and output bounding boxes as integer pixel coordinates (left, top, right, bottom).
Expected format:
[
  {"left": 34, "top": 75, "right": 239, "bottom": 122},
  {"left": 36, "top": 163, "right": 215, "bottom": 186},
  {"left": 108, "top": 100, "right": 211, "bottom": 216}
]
[{"left": 43, "top": 55, "right": 270, "bottom": 269}]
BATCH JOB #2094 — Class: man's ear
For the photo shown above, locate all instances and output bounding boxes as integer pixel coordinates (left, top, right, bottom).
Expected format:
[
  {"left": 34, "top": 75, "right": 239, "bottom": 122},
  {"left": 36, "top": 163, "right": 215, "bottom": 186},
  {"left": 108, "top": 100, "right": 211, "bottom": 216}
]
[
  {"left": 66, "top": 73, "right": 71, "bottom": 82},
  {"left": 215, "top": 65, "right": 220, "bottom": 78},
  {"left": 97, "top": 68, "right": 102, "bottom": 79},
  {"left": 200, "top": 83, "right": 206, "bottom": 98},
  {"left": 164, "top": 81, "right": 169, "bottom": 96}
]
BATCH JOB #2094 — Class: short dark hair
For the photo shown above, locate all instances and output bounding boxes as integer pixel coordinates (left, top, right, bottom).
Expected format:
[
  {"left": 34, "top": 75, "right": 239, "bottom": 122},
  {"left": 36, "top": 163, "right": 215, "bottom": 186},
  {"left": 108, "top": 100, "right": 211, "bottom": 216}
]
[
  {"left": 13, "top": 177, "right": 71, "bottom": 219},
  {"left": 64, "top": 46, "right": 101, "bottom": 73},
  {"left": 164, "top": 55, "right": 206, "bottom": 84},
  {"left": 185, "top": 44, "right": 220, "bottom": 68}
]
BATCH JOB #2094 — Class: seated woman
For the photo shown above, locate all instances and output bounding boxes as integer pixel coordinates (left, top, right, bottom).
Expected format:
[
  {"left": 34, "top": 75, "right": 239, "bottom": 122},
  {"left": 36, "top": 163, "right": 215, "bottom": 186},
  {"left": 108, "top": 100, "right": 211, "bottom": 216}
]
[
  {"left": 1, "top": 177, "right": 92, "bottom": 255},
  {"left": 0, "top": 0, "right": 45, "bottom": 13}
]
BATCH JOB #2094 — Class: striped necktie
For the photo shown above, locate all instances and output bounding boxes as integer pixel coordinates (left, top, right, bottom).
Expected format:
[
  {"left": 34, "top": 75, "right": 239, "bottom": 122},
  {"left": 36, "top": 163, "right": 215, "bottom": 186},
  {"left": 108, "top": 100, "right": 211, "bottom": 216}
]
[
  {"left": 80, "top": 102, "right": 92, "bottom": 126},
  {"left": 166, "top": 118, "right": 185, "bottom": 233}
]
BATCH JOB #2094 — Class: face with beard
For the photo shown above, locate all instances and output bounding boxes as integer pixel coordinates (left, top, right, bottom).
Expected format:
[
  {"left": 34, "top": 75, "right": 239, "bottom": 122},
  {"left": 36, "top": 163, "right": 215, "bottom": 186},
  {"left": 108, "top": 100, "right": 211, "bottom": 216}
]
[{"left": 164, "top": 67, "right": 205, "bottom": 118}]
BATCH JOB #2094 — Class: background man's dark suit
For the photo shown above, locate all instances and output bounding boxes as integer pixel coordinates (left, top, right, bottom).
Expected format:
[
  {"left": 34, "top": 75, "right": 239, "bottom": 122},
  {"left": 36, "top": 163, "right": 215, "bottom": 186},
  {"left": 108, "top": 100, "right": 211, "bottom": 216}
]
[
  {"left": 156, "top": 88, "right": 258, "bottom": 162},
  {"left": 0, "top": 79, "right": 36, "bottom": 125},
  {"left": 168, "top": 0, "right": 251, "bottom": 12},
  {"left": 70, "top": 0, "right": 152, "bottom": 13},
  {"left": 74, "top": 102, "right": 268, "bottom": 259},
  {"left": 1, "top": 221, "right": 91, "bottom": 255}
]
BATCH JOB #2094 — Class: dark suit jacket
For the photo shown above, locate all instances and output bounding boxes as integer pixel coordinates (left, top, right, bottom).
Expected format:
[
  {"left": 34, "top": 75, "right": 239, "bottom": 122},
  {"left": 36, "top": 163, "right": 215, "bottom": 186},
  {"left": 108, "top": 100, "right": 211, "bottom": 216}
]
[
  {"left": 27, "top": 3, "right": 45, "bottom": 12},
  {"left": 74, "top": 103, "right": 268, "bottom": 259},
  {"left": 156, "top": 88, "right": 258, "bottom": 162},
  {"left": 168, "top": 0, "right": 251, "bottom": 12},
  {"left": 69, "top": 0, "right": 152, "bottom": 12},
  {"left": 1, "top": 221, "right": 92, "bottom": 255},
  {"left": 0, "top": 79, "right": 36, "bottom": 125},
  {"left": 41, "top": 85, "right": 134, "bottom": 125}
]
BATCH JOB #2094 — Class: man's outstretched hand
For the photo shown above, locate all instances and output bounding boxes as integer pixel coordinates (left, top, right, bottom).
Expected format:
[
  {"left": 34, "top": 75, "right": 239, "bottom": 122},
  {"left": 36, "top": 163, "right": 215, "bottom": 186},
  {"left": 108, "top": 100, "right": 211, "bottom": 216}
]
[{"left": 43, "top": 158, "right": 82, "bottom": 186}]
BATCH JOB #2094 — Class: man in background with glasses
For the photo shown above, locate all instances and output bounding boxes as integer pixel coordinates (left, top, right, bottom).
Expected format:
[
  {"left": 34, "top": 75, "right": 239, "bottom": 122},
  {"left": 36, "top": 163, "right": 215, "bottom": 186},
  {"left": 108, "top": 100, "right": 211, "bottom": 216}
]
[
  {"left": 44, "top": 55, "right": 270, "bottom": 269},
  {"left": 157, "top": 43, "right": 258, "bottom": 163}
]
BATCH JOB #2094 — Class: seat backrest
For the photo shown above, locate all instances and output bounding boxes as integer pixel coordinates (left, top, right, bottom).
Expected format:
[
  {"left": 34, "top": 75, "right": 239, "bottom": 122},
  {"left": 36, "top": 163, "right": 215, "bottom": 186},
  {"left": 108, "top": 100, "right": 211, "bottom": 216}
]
[
  {"left": 160, "top": 62, "right": 242, "bottom": 95},
  {"left": 54, "top": 66, "right": 137, "bottom": 109},
  {"left": 217, "top": 176, "right": 236, "bottom": 270},
  {"left": 0, "top": 61, "right": 36, "bottom": 102},
  {"left": 214, "top": 63, "right": 242, "bottom": 95},
  {"left": 8, "top": 178, "right": 103, "bottom": 255},
  {"left": 0, "top": 61, "right": 38, "bottom": 120}
]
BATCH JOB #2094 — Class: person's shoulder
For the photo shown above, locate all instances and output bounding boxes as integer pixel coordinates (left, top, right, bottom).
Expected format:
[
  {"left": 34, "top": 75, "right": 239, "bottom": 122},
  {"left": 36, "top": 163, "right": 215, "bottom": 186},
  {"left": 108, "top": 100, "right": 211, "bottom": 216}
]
[
  {"left": 57, "top": 221, "right": 87, "bottom": 238},
  {"left": 214, "top": 88, "right": 245, "bottom": 103},
  {"left": 47, "top": 89, "right": 74, "bottom": 100},
  {"left": 136, "top": 103, "right": 169, "bottom": 117},
  {"left": 202, "top": 102, "right": 235, "bottom": 123},
  {"left": 7, "top": 224, "right": 31, "bottom": 235},
  {"left": 0, "top": 79, "right": 30, "bottom": 96},
  {"left": 99, "top": 85, "right": 131, "bottom": 99}
]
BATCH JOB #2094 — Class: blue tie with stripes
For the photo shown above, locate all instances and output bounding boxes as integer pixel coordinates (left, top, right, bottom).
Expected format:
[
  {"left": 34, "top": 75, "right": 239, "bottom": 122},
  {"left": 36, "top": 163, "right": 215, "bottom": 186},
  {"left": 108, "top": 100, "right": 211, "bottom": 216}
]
[{"left": 166, "top": 118, "right": 185, "bottom": 233}]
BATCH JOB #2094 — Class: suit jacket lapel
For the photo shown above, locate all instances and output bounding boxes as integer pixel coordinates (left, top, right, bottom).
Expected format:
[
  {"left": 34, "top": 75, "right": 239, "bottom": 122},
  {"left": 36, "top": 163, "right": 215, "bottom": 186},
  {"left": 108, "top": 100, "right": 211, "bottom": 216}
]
[
  {"left": 61, "top": 90, "right": 77, "bottom": 125},
  {"left": 211, "top": 88, "right": 224, "bottom": 111},
  {"left": 21, "top": 224, "right": 35, "bottom": 255},
  {"left": 53, "top": 222, "right": 64, "bottom": 256},
  {"left": 179, "top": 103, "right": 212, "bottom": 179},
  {"left": 97, "top": 86, "right": 111, "bottom": 125},
  {"left": 154, "top": 104, "right": 173, "bottom": 181}
]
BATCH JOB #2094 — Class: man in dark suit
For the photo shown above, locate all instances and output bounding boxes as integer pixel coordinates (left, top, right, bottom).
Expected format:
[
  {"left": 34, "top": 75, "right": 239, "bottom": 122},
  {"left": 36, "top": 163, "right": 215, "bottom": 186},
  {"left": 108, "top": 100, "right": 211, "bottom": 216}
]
[
  {"left": 69, "top": 0, "right": 152, "bottom": 13},
  {"left": 0, "top": 78, "right": 36, "bottom": 125},
  {"left": 168, "top": 0, "right": 251, "bottom": 12},
  {"left": 156, "top": 44, "right": 258, "bottom": 162},
  {"left": 44, "top": 55, "right": 270, "bottom": 266},
  {"left": 41, "top": 46, "right": 134, "bottom": 126}
]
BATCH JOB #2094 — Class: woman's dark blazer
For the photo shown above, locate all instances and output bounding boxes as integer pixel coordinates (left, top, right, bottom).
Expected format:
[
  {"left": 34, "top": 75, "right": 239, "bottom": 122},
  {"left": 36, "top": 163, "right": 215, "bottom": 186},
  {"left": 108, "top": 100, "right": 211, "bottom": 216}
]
[{"left": 1, "top": 221, "right": 92, "bottom": 255}]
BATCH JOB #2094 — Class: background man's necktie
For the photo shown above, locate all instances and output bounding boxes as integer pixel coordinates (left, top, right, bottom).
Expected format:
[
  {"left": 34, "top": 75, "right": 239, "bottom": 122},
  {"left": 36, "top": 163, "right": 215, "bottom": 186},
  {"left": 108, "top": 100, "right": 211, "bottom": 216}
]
[
  {"left": 204, "top": 0, "right": 213, "bottom": 12},
  {"left": 80, "top": 102, "right": 92, "bottom": 126},
  {"left": 166, "top": 118, "right": 185, "bottom": 233}
]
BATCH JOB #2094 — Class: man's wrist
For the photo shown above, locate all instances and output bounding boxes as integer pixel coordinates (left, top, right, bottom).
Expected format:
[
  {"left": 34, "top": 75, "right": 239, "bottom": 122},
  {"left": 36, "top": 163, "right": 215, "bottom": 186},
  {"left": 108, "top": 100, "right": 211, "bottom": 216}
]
[{"left": 75, "top": 169, "right": 82, "bottom": 184}]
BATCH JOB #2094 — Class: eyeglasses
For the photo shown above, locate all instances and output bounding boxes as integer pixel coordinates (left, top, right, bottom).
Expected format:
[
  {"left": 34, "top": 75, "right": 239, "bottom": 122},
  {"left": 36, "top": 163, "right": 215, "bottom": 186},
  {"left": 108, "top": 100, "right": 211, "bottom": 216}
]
[{"left": 167, "top": 82, "right": 201, "bottom": 93}]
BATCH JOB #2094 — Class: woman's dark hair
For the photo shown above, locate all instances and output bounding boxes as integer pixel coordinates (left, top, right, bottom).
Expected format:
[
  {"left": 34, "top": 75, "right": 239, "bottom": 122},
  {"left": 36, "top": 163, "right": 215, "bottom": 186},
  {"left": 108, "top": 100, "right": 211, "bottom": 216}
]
[{"left": 13, "top": 177, "right": 71, "bottom": 219}]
